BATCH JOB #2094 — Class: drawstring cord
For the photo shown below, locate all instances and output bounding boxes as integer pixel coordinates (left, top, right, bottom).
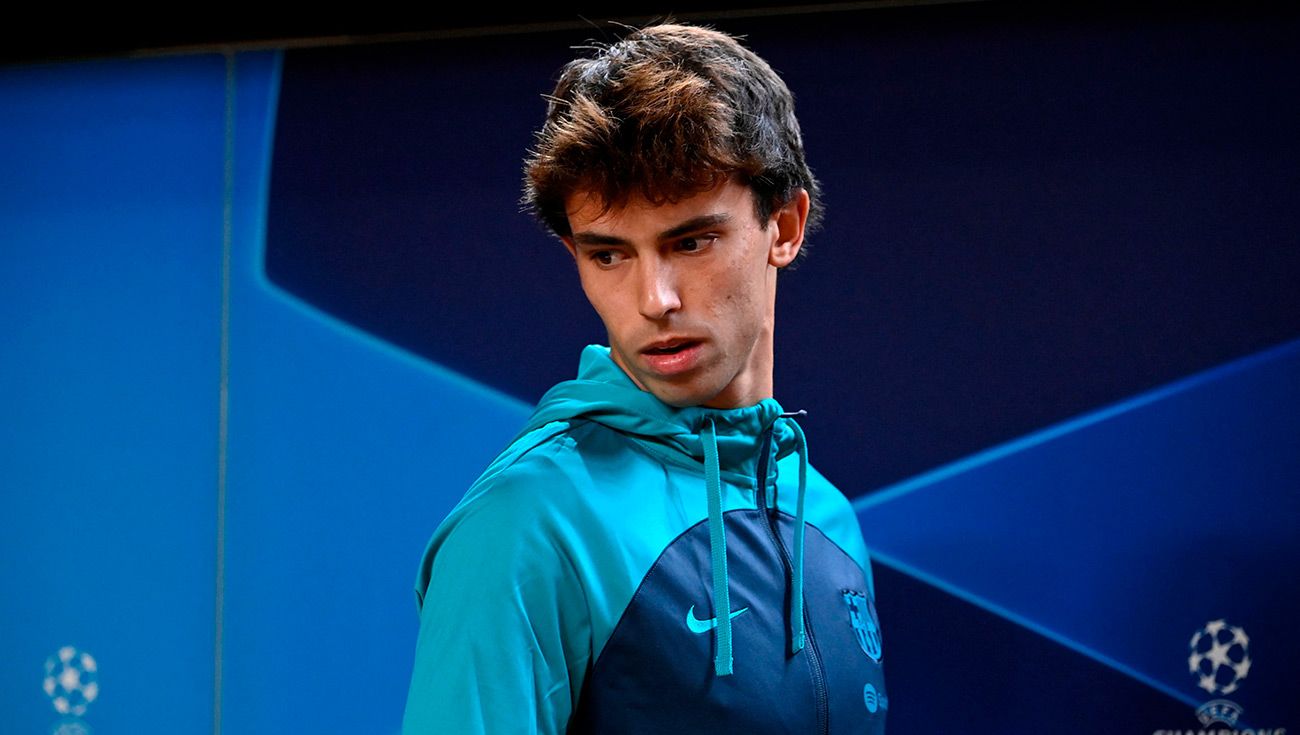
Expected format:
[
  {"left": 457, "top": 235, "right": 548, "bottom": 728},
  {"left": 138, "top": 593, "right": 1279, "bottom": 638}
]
[
  {"left": 703, "top": 410, "right": 810, "bottom": 676},
  {"left": 702, "top": 417, "right": 733, "bottom": 676},
  {"left": 783, "top": 414, "right": 809, "bottom": 655}
]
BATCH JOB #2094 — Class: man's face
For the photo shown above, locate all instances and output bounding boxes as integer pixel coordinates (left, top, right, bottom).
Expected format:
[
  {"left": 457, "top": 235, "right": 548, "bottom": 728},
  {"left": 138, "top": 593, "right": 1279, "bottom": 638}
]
[{"left": 563, "top": 178, "right": 807, "bottom": 408}]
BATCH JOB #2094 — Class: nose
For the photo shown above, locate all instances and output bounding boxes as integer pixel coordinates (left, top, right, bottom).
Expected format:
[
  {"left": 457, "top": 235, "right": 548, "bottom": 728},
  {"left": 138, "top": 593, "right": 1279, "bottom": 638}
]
[{"left": 637, "top": 256, "right": 681, "bottom": 320}]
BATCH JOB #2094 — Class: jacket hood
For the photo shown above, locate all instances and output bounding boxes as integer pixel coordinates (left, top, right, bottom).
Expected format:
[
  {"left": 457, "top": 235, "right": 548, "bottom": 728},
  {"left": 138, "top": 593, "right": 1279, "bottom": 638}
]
[
  {"left": 521, "top": 344, "right": 801, "bottom": 484},
  {"left": 520, "top": 344, "right": 814, "bottom": 677}
]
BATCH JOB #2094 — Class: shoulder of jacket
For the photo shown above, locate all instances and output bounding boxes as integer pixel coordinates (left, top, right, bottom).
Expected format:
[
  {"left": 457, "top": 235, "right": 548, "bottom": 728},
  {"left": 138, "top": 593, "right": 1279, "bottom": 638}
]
[
  {"left": 486, "top": 417, "right": 611, "bottom": 470},
  {"left": 432, "top": 418, "right": 623, "bottom": 547},
  {"left": 413, "top": 421, "right": 602, "bottom": 607}
]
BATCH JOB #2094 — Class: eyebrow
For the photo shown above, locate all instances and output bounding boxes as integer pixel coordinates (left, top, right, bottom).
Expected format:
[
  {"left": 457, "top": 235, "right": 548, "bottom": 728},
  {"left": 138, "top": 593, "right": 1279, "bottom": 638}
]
[{"left": 570, "top": 213, "right": 732, "bottom": 247}]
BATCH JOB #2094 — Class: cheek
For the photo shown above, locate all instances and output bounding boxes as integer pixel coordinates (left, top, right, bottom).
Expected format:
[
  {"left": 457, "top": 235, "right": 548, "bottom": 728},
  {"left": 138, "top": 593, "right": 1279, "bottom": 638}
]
[
  {"left": 579, "top": 277, "right": 602, "bottom": 314},
  {"left": 579, "top": 292, "right": 616, "bottom": 340},
  {"left": 578, "top": 271, "right": 617, "bottom": 321},
  {"left": 710, "top": 273, "right": 764, "bottom": 336}
]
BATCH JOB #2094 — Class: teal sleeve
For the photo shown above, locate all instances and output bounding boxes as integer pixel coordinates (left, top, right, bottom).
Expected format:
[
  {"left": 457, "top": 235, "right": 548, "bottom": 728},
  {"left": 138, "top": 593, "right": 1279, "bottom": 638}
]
[{"left": 401, "top": 462, "right": 591, "bottom": 735}]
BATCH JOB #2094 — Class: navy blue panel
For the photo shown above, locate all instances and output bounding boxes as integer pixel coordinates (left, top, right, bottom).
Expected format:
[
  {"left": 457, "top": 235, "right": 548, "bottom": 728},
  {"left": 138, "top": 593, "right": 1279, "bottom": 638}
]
[{"left": 572, "top": 511, "right": 885, "bottom": 735}]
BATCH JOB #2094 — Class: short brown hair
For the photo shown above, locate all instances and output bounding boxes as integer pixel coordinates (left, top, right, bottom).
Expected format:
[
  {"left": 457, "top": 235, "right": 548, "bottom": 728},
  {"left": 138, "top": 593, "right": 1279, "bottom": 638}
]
[{"left": 522, "top": 22, "right": 822, "bottom": 254}]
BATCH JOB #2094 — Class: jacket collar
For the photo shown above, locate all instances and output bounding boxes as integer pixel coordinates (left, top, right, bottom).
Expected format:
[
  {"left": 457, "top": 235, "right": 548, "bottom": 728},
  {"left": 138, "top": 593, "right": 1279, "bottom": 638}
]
[{"left": 523, "top": 345, "right": 799, "bottom": 483}]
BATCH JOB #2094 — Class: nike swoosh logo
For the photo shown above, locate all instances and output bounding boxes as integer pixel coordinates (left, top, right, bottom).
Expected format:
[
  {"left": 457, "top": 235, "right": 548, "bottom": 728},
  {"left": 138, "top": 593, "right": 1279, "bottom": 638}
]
[{"left": 686, "top": 604, "right": 751, "bottom": 634}]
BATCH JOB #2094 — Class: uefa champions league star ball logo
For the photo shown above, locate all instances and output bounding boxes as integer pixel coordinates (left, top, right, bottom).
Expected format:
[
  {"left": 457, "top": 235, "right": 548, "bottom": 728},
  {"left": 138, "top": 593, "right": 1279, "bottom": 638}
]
[
  {"left": 1153, "top": 619, "right": 1287, "bottom": 732},
  {"left": 1188, "top": 619, "right": 1251, "bottom": 696},
  {"left": 43, "top": 646, "right": 99, "bottom": 717}
]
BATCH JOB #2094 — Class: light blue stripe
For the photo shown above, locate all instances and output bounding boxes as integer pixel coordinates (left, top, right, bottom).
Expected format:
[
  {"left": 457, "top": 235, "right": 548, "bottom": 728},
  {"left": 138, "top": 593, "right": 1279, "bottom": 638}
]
[
  {"left": 788, "top": 417, "right": 808, "bottom": 654},
  {"left": 867, "top": 550, "right": 1201, "bottom": 709},
  {"left": 703, "top": 418, "right": 734, "bottom": 676},
  {"left": 854, "top": 336, "right": 1300, "bottom": 513},
  {"left": 236, "top": 46, "right": 530, "bottom": 419},
  {"left": 213, "top": 50, "right": 235, "bottom": 735}
]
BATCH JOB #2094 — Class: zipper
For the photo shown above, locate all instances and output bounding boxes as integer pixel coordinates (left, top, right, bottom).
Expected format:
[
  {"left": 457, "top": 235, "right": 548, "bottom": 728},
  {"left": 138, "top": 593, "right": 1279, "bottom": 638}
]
[{"left": 754, "top": 427, "right": 830, "bottom": 735}]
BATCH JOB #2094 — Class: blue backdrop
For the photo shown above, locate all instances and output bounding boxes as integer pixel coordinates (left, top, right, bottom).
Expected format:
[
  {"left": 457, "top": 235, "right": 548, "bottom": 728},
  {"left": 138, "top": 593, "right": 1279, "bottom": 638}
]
[{"left": 3, "top": 5, "right": 1298, "bottom": 734}]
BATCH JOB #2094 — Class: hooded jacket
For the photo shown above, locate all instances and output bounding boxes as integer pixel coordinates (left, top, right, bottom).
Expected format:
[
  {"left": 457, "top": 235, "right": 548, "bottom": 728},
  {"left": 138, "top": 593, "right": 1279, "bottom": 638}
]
[{"left": 402, "top": 345, "right": 886, "bottom": 734}]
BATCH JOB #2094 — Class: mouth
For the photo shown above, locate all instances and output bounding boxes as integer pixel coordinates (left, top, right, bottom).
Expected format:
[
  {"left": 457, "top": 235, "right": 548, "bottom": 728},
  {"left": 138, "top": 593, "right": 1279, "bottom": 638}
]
[
  {"left": 642, "top": 339, "right": 701, "bottom": 356},
  {"left": 639, "top": 338, "right": 705, "bottom": 376}
]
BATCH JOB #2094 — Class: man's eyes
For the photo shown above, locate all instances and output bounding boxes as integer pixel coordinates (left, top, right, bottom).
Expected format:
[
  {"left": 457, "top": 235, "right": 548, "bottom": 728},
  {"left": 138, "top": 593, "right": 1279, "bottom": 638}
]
[
  {"left": 590, "top": 250, "right": 625, "bottom": 267},
  {"left": 587, "top": 237, "right": 717, "bottom": 267},
  {"left": 678, "top": 236, "right": 718, "bottom": 253}
]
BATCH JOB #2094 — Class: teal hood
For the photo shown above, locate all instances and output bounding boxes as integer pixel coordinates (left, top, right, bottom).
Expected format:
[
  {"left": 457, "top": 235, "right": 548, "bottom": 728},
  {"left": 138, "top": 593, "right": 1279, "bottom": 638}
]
[
  {"left": 520, "top": 345, "right": 803, "bottom": 485},
  {"left": 520, "top": 344, "right": 813, "bottom": 676}
]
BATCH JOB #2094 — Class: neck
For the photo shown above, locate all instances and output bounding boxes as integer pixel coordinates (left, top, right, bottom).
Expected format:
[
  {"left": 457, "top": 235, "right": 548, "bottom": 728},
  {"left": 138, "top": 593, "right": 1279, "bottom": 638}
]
[{"left": 702, "top": 269, "right": 778, "bottom": 409}]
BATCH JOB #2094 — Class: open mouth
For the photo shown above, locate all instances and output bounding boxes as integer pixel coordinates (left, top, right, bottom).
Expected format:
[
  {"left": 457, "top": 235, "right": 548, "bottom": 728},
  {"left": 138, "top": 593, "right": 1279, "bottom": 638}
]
[
  {"left": 640, "top": 339, "right": 704, "bottom": 376},
  {"left": 643, "top": 340, "right": 698, "bottom": 355}
]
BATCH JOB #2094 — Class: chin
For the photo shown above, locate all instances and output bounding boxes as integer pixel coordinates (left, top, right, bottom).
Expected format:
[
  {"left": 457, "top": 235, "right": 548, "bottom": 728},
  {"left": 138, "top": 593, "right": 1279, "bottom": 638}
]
[
  {"left": 644, "top": 378, "right": 723, "bottom": 409},
  {"left": 639, "top": 377, "right": 712, "bottom": 405},
  {"left": 660, "top": 393, "right": 710, "bottom": 409},
  {"left": 645, "top": 385, "right": 700, "bottom": 408}
]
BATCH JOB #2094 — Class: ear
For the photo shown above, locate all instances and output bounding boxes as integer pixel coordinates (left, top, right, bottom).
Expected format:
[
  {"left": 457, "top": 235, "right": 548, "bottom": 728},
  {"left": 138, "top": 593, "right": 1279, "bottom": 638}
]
[{"left": 768, "top": 188, "right": 810, "bottom": 268}]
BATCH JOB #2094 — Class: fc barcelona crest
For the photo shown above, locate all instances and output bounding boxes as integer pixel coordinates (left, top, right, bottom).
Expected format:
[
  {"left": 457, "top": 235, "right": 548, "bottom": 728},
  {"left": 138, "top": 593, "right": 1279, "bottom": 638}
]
[{"left": 842, "top": 591, "right": 882, "bottom": 662}]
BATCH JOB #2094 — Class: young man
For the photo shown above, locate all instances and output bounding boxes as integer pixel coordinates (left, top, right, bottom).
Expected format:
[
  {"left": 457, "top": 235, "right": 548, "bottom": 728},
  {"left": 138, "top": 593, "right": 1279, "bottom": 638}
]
[{"left": 403, "top": 22, "right": 886, "bottom": 734}]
